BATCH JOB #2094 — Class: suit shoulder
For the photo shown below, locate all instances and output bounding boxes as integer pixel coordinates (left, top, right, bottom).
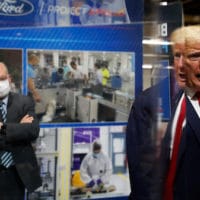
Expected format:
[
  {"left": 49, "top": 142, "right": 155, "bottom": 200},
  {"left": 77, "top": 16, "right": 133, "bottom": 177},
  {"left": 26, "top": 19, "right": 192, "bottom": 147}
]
[
  {"left": 11, "top": 92, "right": 27, "bottom": 99},
  {"left": 10, "top": 92, "right": 34, "bottom": 104},
  {"left": 134, "top": 85, "right": 157, "bottom": 104}
]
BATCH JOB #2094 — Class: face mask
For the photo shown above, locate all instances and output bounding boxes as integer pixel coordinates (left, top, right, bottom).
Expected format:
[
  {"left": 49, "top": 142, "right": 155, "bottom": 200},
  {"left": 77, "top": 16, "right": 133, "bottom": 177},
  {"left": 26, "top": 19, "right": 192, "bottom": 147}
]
[
  {"left": 93, "top": 152, "right": 100, "bottom": 159},
  {"left": 0, "top": 79, "right": 10, "bottom": 98}
]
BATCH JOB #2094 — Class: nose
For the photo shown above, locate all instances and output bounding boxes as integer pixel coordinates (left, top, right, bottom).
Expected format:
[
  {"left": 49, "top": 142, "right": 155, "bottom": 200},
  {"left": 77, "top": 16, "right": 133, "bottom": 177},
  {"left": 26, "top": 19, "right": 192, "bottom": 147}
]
[{"left": 177, "top": 55, "right": 184, "bottom": 67}]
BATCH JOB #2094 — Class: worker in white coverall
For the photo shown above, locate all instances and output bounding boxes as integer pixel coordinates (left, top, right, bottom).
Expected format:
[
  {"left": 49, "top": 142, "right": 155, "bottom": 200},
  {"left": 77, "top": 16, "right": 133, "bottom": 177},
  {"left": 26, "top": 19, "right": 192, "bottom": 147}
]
[{"left": 80, "top": 140, "right": 112, "bottom": 188}]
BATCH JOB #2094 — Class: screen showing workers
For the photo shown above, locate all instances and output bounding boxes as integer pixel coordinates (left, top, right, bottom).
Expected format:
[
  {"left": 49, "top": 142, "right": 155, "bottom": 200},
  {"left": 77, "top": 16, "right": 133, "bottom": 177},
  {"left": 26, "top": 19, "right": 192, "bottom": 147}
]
[
  {"left": 28, "top": 50, "right": 135, "bottom": 123},
  {"left": 70, "top": 126, "right": 130, "bottom": 199}
]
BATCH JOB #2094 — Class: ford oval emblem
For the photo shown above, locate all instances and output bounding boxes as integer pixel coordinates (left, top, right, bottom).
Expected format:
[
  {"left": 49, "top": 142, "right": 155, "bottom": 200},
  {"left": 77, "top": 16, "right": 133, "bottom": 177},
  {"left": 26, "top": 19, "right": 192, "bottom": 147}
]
[{"left": 0, "top": 0, "right": 34, "bottom": 16}]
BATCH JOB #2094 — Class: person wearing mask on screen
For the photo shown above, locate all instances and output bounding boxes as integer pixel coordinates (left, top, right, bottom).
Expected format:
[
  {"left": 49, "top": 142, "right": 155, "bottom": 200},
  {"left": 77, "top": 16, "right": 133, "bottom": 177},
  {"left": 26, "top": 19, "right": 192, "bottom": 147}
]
[
  {"left": 80, "top": 140, "right": 112, "bottom": 189},
  {"left": 126, "top": 26, "right": 187, "bottom": 200},
  {"left": 160, "top": 25, "right": 200, "bottom": 200},
  {"left": 27, "top": 54, "right": 41, "bottom": 103},
  {"left": 91, "top": 61, "right": 103, "bottom": 95},
  {"left": 62, "top": 60, "right": 71, "bottom": 81},
  {"left": 0, "top": 62, "right": 42, "bottom": 199},
  {"left": 69, "top": 61, "right": 83, "bottom": 79},
  {"left": 94, "top": 61, "right": 103, "bottom": 85}
]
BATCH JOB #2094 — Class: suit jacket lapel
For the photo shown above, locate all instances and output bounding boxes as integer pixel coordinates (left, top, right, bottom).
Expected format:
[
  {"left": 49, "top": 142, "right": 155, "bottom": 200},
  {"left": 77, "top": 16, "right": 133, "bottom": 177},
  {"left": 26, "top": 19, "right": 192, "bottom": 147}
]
[
  {"left": 164, "top": 90, "right": 184, "bottom": 147},
  {"left": 185, "top": 97, "right": 200, "bottom": 143},
  {"left": 6, "top": 92, "right": 14, "bottom": 122},
  {"left": 177, "top": 96, "right": 200, "bottom": 168}
]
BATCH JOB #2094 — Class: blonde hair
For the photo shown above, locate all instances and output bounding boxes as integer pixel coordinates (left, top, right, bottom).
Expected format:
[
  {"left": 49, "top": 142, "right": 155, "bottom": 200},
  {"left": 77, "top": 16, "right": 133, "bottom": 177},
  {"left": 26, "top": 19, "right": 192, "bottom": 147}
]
[
  {"left": 170, "top": 25, "right": 200, "bottom": 51},
  {"left": 184, "top": 25, "right": 200, "bottom": 44},
  {"left": 170, "top": 26, "right": 186, "bottom": 44}
]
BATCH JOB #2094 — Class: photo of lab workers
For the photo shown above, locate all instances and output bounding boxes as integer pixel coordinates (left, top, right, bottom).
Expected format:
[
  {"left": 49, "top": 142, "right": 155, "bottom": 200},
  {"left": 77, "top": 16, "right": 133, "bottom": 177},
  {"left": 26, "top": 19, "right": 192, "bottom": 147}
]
[
  {"left": 27, "top": 126, "right": 130, "bottom": 199},
  {"left": 28, "top": 127, "right": 72, "bottom": 200},
  {"left": 27, "top": 50, "right": 135, "bottom": 123},
  {"left": 29, "top": 128, "right": 58, "bottom": 200},
  {"left": 69, "top": 0, "right": 130, "bottom": 25},
  {"left": 70, "top": 126, "right": 130, "bottom": 199}
]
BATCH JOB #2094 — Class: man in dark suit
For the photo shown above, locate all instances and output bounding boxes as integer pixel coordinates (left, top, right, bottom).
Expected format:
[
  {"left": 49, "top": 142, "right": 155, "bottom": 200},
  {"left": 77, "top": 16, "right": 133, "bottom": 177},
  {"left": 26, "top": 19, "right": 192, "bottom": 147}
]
[
  {"left": 161, "top": 25, "right": 200, "bottom": 200},
  {"left": 0, "top": 62, "right": 42, "bottom": 199},
  {"left": 126, "top": 26, "right": 187, "bottom": 200},
  {"left": 126, "top": 81, "right": 164, "bottom": 200}
]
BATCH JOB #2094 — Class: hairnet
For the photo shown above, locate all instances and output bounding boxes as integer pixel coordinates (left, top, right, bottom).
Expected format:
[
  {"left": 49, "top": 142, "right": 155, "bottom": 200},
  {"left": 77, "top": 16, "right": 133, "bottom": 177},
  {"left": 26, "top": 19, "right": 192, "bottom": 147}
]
[{"left": 93, "top": 140, "right": 102, "bottom": 151}]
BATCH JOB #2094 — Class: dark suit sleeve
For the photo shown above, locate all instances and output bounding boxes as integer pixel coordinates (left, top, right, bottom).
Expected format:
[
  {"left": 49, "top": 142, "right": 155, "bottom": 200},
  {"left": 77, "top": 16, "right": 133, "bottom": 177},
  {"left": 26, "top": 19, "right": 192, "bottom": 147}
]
[
  {"left": 4, "top": 95, "right": 40, "bottom": 143},
  {"left": 126, "top": 88, "right": 160, "bottom": 200},
  {"left": 0, "top": 93, "right": 42, "bottom": 192}
]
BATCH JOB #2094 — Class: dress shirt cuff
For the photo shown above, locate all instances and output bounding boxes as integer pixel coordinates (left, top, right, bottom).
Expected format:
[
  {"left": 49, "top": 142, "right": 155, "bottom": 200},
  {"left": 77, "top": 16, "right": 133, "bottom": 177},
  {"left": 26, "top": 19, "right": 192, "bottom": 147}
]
[{"left": 0, "top": 123, "right": 6, "bottom": 135}]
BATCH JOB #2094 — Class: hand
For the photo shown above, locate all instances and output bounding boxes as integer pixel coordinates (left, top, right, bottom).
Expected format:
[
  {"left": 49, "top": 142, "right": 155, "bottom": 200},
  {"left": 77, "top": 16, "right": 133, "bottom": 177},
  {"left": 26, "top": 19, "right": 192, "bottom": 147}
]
[
  {"left": 20, "top": 114, "right": 34, "bottom": 123},
  {"left": 96, "top": 179, "right": 104, "bottom": 192},
  {"left": 0, "top": 122, "right": 3, "bottom": 129},
  {"left": 33, "top": 92, "right": 41, "bottom": 103},
  {"left": 86, "top": 180, "right": 95, "bottom": 188},
  {"left": 96, "top": 178, "right": 103, "bottom": 186}
]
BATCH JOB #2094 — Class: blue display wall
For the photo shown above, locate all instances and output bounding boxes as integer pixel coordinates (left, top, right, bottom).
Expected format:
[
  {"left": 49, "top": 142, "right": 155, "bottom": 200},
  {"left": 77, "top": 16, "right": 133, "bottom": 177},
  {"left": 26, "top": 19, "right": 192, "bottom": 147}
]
[
  {"left": 0, "top": 23, "right": 143, "bottom": 127},
  {"left": 0, "top": 1, "right": 143, "bottom": 199}
]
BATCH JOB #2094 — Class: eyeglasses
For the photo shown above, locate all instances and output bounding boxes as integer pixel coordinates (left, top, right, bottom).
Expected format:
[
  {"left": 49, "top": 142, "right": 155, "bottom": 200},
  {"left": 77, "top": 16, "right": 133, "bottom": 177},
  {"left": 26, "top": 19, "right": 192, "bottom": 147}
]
[{"left": 0, "top": 76, "right": 8, "bottom": 81}]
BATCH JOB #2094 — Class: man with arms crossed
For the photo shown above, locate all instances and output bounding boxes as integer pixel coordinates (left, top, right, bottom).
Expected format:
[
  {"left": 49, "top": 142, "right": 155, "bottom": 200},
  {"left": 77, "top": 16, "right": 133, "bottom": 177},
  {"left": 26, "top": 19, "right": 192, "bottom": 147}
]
[{"left": 0, "top": 62, "right": 42, "bottom": 199}]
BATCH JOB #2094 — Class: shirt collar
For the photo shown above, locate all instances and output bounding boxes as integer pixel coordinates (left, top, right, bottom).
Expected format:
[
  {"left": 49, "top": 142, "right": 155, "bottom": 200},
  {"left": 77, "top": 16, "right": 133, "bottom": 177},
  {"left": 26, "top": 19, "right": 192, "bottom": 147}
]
[
  {"left": 1, "top": 96, "right": 8, "bottom": 106},
  {"left": 185, "top": 87, "right": 196, "bottom": 100}
]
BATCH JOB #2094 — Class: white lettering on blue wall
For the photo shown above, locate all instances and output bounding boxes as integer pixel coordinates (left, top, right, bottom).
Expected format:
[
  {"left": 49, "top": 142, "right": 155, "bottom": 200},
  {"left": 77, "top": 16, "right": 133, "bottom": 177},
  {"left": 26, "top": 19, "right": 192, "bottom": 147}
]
[
  {"left": 0, "top": 0, "right": 33, "bottom": 16},
  {"left": 39, "top": 0, "right": 70, "bottom": 15}
]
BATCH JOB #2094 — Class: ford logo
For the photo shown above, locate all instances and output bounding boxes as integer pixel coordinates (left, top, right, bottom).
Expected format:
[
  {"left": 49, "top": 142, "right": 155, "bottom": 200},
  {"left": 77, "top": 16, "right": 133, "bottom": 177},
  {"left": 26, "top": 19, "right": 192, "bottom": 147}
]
[{"left": 0, "top": 0, "right": 34, "bottom": 16}]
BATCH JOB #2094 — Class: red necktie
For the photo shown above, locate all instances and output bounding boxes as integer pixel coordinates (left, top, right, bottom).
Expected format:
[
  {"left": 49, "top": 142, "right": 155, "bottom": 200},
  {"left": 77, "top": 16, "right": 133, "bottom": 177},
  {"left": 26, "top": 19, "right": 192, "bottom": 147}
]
[{"left": 163, "top": 96, "right": 186, "bottom": 200}]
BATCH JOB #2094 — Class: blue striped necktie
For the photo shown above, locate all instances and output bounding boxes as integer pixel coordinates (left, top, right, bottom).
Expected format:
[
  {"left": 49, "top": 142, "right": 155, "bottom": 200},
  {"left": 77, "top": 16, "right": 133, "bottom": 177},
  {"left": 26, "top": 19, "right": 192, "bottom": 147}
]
[
  {"left": 0, "top": 101, "right": 14, "bottom": 168},
  {"left": 0, "top": 101, "right": 6, "bottom": 123}
]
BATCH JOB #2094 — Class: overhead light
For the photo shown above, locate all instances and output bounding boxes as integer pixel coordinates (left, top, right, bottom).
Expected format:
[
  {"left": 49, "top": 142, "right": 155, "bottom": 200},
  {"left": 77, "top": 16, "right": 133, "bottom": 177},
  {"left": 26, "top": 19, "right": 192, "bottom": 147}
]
[
  {"left": 160, "top": 1, "right": 168, "bottom": 6},
  {"left": 142, "top": 39, "right": 173, "bottom": 45},
  {"left": 142, "top": 64, "right": 152, "bottom": 69}
]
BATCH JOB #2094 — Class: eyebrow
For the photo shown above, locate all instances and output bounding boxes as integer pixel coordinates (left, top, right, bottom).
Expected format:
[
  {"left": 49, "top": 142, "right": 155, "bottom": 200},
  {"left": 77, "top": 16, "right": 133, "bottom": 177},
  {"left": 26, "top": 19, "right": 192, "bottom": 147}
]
[
  {"left": 173, "top": 52, "right": 183, "bottom": 58},
  {"left": 174, "top": 52, "right": 182, "bottom": 56},
  {"left": 187, "top": 52, "right": 200, "bottom": 58}
]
